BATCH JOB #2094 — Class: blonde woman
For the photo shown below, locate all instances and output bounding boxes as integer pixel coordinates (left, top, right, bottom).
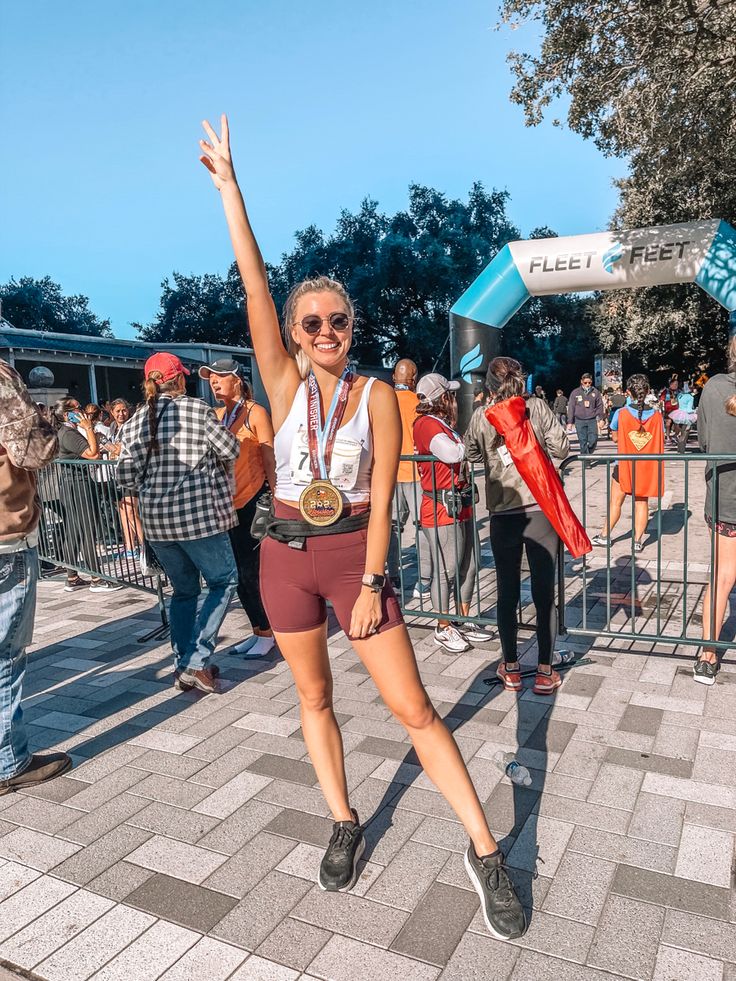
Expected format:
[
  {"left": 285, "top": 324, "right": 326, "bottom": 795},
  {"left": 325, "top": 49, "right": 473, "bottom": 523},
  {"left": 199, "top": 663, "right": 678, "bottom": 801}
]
[{"left": 200, "top": 115, "right": 525, "bottom": 938}]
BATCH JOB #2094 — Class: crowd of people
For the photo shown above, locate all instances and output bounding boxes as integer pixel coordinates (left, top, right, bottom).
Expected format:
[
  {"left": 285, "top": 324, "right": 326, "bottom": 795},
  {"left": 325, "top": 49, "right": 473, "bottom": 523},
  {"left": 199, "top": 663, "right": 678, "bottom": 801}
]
[
  {"left": 0, "top": 113, "right": 734, "bottom": 946},
  {"left": 531, "top": 369, "right": 705, "bottom": 456}
]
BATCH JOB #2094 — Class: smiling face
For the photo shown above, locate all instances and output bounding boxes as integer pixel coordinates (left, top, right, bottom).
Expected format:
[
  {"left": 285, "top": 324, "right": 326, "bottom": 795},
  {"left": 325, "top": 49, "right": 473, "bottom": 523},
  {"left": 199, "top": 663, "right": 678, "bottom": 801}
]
[
  {"left": 111, "top": 402, "right": 129, "bottom": 425},
  {"left": 291, "top": 291, "right": 352, "bottom": 371},
  {"left": 209, "top": 372, "right": 242, "bottom": 404}
]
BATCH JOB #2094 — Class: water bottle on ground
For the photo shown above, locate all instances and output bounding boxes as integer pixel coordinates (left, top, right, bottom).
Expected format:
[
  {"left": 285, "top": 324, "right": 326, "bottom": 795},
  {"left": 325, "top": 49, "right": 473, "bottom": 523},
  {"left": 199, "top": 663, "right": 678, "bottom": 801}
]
[
  {"left": 494, "top": 751, "right": 532, "bottom": 787},
  {"left": 552, "top": 649, "right": 575, "bottom": 666}
]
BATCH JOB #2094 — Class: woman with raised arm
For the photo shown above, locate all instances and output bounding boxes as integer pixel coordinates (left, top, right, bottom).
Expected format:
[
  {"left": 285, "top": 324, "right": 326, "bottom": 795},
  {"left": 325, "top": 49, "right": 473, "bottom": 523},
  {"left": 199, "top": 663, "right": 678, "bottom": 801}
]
[{"left": 200, "top": 115, "right": 525, "bottom": 940}]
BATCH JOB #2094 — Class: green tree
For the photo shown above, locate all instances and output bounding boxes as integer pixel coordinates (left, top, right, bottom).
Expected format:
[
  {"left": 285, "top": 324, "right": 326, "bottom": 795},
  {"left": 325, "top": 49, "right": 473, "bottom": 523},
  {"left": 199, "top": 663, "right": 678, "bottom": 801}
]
[
  {"left": 269, "top": 183, "right": 585, "bottom": 374},
  {"left": 0, "top": 276, "right": 112, "bottom": 336},
  {"left": 138, "top": 183, "right": 593, "bottom": 383},
  {"left": 134, "top": 268, "right": 249, "bottom": 346},
  {"left": 500, "top": 0, "right": 736, "bottom": 375}
]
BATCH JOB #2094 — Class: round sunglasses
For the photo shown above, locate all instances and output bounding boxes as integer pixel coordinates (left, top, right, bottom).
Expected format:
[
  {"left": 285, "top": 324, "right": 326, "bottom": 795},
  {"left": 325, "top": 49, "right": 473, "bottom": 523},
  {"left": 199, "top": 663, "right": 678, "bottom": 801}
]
[{"left": 296, "top": 313, "right": 352, "bottom": 334}]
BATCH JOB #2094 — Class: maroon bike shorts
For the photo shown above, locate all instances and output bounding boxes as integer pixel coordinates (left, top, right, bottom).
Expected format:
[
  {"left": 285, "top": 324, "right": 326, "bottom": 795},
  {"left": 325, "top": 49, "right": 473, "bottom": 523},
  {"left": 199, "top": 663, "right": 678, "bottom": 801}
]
[{"left": 259, "top": 501, "right": 404, "bottom": 636}]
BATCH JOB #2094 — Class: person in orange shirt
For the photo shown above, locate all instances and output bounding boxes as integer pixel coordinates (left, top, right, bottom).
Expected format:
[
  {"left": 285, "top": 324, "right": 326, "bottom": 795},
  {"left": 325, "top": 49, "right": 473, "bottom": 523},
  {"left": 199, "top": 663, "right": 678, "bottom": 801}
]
[
  {"left": 387, "top": 359, "right": 431, "bottom": 598},
  {"left": 200, "top": 359, "right": 276, "bottom": 657}
]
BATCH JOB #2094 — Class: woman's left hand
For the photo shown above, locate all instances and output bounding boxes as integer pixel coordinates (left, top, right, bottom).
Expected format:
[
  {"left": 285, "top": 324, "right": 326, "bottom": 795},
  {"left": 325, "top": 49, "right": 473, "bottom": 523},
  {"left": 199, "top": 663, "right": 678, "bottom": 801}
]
[{"left": 349, "top": 588, "right": 383, "bottom": 640}]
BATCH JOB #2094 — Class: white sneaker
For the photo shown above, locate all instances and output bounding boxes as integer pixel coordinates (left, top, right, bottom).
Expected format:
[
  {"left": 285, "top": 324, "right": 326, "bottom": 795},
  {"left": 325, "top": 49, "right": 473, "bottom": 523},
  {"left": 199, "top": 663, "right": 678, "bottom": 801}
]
[
  {"left": 412, "top": 582, "right": 431, "bottom": 600},
  {"left": 89, "top": 581, "right": 124, "bottom": 593},
  {"left": 454, "top": 623, "right": 493, "bottom": 645},
  {"left": 235, "top": 635, "right": 275, "bottom": 659},
  {"left": 591, "top": 535, "right": 609, "bottom": 547},
  {"left": 434, "top": 625, "right": 471, "bottom": 653}
]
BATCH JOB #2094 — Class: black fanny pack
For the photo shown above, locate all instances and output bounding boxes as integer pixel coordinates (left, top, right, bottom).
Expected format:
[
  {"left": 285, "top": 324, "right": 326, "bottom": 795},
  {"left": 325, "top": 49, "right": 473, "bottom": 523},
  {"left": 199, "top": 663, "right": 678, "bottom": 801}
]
[
  {"left": 259, "top": 503, "right": 371, "bottom": 550},
  {"left": 423, "top": 486, "right": 478, "bottom": 518}
]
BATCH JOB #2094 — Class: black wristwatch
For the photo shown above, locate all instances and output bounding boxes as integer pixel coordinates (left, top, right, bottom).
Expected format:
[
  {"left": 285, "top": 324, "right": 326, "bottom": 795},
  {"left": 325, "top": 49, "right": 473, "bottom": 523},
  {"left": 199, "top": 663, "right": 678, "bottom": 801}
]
[{"left": 361, "top": 573, "right": 386, "bottom": 592}]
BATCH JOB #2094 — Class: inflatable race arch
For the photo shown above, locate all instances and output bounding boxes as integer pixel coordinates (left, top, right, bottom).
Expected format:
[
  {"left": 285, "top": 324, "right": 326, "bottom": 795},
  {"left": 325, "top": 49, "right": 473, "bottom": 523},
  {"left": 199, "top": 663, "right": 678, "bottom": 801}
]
[{"left": 450, "top": 219, "right": 736, "bottom": 428}]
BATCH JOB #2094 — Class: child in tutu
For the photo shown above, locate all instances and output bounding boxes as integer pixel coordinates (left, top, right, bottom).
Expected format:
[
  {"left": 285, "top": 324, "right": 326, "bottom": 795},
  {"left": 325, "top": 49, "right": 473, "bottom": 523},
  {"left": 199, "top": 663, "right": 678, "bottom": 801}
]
[{"left": 669, "top": 385, "right": 697, "bottom": 452}]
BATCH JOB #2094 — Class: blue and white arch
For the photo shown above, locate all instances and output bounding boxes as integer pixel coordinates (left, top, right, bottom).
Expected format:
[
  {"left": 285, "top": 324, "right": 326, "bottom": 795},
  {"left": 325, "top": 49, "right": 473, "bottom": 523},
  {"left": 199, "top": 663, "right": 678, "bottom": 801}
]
[{"left": 450, "top": 219, "right": 736, "bottom": 427}]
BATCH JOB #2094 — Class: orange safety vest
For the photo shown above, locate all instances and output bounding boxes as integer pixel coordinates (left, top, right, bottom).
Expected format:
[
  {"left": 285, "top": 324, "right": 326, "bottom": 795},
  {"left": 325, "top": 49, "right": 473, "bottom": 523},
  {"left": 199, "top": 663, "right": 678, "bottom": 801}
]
[{"left": 617, "top": 408, "right": 665, "bottom": 498}]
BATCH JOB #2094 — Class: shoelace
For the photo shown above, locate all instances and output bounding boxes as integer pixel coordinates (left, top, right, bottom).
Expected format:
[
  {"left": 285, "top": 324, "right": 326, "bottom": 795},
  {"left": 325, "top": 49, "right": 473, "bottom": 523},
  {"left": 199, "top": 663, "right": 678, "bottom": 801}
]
[
  {"left": 330, "top": 824, "right": 356, "bottom": 851},
  {"left": 485, "top": 864, "right": 515, "bottom": 907}
]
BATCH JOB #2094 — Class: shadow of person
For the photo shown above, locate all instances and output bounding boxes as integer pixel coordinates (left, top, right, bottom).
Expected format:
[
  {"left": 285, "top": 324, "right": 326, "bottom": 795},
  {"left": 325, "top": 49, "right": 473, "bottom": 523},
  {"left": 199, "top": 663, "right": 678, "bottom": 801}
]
[
  {"left": 655, "top": 502, "right": 691, "bottom": 539},
  {"left": 356, "top": 632, "right": 595, "bottom": 929},
  {"left": 22, "top": 599, "right": 277, "bottom": 764}
]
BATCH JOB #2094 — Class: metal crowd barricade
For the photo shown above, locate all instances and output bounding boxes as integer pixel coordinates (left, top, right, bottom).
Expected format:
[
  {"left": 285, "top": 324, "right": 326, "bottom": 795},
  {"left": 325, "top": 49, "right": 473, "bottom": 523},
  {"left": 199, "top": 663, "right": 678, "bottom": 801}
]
[
  {"left": 36, "top": 459, "right": 169, "bottom": 642},
  {"left": 558, "top": 452, "right": 736, "bottom": 654},
  {"left": 391, "top": 454, "right": 535, "bottom": 631}
]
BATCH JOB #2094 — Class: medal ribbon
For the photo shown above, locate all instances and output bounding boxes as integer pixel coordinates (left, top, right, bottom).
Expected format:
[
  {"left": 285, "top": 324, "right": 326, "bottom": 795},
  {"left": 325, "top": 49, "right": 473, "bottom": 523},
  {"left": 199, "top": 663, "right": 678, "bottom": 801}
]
[
  {"left": 221, "top": 400, "right": 243, "bottom": 429},
  {"left": 306, "top": 368, "right": 353, "bottom": 480}
]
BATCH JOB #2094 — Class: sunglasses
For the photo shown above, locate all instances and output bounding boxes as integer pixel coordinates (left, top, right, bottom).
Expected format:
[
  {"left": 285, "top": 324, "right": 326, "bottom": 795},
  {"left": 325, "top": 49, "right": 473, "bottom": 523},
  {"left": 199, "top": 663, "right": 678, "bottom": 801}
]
[{"left": 296, "top": 313, "right": 352, "bottom": 334}]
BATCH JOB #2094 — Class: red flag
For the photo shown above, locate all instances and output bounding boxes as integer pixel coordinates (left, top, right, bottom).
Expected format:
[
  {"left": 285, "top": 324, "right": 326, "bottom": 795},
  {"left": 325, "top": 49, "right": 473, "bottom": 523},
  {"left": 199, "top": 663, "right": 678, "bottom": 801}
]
[{"left": 485, "top": 397, "right": 591, "bottom": 559}]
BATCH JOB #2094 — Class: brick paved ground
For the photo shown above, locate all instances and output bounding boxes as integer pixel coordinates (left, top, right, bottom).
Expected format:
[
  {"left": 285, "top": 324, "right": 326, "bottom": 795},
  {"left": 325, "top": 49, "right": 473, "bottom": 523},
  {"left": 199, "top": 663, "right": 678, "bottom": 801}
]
[{"left": 0, "top": 437, "right": 734, "bottom": 981}]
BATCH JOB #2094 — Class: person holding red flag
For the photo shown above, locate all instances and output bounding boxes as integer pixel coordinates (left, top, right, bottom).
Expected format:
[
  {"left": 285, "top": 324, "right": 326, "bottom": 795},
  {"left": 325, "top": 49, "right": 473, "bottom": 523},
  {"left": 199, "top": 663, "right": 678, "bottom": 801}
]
[{"left": 468, "top": 357, "right": 573, "bottom": 695}]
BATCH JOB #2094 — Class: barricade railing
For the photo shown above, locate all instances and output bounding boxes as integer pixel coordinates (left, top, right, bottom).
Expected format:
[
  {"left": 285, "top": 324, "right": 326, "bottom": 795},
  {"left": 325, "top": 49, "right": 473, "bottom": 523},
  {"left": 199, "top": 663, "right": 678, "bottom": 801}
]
[
  {"left": 559, "top": 452, "right": 736, "bottom": 654},
  {"left": 391, "top": 454, "right": 535, "bottom": 632},
  {"left": 36, "top": 459, "right": 169, "bottom": 641}
]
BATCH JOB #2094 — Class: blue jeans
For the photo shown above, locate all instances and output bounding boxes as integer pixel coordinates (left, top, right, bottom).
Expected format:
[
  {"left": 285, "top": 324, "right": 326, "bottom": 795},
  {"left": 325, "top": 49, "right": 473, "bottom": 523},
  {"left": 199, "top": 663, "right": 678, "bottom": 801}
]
[
  {"left": 575, "top": 419, "right": 598, "bottom": 455},
  {"left": 151, "top": 533, "right": 237, "bottom": 673},
  {"left": 0, "top": 547, "right": 38, "bottom": 780}
]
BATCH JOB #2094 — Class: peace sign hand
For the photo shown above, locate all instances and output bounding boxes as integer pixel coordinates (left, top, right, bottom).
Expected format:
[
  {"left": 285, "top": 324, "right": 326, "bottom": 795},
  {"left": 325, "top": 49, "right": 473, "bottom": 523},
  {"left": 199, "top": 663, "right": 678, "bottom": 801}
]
[{"left": 199, "top": 115, "right": 236, "bottom": 191}]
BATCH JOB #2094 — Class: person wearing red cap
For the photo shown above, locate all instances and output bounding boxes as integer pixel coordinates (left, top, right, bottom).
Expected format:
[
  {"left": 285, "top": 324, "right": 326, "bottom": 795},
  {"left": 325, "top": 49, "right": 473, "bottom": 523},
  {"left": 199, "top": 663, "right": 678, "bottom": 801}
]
[
  {"left": 117, "top": 352, "right": 240, "bottom": 693},
  {"left": 200, "top": 116, "right": 526, "bottom": 940}
]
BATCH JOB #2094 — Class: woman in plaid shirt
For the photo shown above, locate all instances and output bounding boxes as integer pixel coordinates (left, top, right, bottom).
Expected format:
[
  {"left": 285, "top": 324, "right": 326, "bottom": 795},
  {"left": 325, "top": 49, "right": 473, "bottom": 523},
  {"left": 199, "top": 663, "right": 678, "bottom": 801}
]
[
  {"left": 200, "top": 116, "right": 526, "bottom": 940},
  {"left": 117, "top": 353, "right": 239, "bottom": 693}
]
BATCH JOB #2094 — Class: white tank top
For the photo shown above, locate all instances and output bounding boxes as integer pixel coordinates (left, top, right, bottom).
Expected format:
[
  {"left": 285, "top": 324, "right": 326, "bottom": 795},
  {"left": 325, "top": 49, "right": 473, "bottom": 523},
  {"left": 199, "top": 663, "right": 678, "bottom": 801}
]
[{"left": 274, "top": 377, "right": 375, "bottom": 504}]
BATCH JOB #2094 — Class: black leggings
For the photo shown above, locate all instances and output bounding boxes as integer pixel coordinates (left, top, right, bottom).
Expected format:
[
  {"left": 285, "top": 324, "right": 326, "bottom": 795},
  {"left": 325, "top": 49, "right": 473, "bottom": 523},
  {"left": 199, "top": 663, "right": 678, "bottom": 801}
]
[
  {"left": 229, "top": 486, "right": 270, "bottom": 632},
  {"left": 489, "top": 509, "right": 559, "bottom": 666}
]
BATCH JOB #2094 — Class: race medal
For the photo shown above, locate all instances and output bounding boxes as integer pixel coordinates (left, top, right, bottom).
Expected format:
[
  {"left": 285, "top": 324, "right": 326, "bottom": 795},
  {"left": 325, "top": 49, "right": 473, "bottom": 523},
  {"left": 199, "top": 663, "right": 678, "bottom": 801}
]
[
  {"left": 299, "top": 479, "right": 344, "bottom": 526},
  {"left": 301, "top": 368, "right": 354, "bottom": 527},
  {"left": 628, "top": 429, "right": 653, "bottom": 451}
]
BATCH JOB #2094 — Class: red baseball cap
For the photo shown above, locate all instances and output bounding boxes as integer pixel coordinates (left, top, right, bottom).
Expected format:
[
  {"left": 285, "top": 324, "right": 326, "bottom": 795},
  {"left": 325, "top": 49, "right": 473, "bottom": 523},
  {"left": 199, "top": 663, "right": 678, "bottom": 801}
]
[{"left": 144, "top": 352, "right": 191, "bottom": 383}]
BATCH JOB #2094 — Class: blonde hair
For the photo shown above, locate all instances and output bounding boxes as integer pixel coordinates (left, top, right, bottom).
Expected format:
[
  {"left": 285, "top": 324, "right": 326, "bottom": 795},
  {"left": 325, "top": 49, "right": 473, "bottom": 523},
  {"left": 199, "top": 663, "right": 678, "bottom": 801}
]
[{"left": 282, "top": 276, "right": 355, "bottom": 379}]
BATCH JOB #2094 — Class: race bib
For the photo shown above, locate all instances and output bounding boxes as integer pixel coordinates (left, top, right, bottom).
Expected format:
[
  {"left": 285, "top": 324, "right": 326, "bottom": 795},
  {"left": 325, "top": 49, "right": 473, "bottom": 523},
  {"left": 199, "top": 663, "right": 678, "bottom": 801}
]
[
  {"left": 289, "top": 427, "right": 364, "bottom": 490},
  {"left": 497, "top": 445, "right": 513, "bottom": 468}
]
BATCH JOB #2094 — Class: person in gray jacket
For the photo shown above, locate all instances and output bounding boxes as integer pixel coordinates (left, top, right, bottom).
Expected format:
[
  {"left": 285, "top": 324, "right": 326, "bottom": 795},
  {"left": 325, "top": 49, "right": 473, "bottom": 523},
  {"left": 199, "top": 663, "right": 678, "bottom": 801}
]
[
  {"left": 568, "top": 373, "right": 604, "bottom": 454},
  {"left": 694, "top": 338, "right": 736, "bottom": 685},
  {"left": 465, "top": 357, "right": 569, "bottom": 695}
]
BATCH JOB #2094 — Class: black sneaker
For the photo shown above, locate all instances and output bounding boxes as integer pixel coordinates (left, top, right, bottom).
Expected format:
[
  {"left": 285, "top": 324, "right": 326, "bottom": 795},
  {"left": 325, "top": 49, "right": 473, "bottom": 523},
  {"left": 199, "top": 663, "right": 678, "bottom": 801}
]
[
  {"left": 693, "top": 657, "right": 719, "bottom": 686},
  {"left": 464, "top": 844, "right": 526, "bottom": 940},
  {"left": 318, "top": 808, "right": 365, "bottom": 892}
]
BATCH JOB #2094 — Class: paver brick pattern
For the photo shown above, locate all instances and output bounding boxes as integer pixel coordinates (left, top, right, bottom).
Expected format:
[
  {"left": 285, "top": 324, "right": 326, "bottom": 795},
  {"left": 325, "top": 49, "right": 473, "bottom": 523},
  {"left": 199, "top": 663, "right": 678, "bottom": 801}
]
[{"left": 0, "top": 440, "right": 734, "bottom": 979}]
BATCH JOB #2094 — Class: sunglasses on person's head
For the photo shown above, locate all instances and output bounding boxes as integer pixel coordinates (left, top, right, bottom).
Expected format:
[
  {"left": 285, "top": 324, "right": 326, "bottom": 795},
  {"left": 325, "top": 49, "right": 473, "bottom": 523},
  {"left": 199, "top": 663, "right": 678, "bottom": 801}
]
[{"left": 296, "top": 313, "right": 352, "bottom": 334}]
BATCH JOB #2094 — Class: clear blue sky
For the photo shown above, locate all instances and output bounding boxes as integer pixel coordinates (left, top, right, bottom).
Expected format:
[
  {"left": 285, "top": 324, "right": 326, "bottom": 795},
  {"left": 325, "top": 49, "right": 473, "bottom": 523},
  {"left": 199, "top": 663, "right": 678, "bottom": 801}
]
[{"left": 0, "top": 0, "right": 624, "bottom": 338}]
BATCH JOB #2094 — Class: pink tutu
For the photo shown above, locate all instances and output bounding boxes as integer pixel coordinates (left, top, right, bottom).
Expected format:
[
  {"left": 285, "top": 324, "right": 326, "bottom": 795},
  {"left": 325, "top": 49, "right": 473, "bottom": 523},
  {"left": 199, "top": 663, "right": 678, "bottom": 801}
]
[{"left": 669, "top": 409, "right": 697, "bottom": 424}]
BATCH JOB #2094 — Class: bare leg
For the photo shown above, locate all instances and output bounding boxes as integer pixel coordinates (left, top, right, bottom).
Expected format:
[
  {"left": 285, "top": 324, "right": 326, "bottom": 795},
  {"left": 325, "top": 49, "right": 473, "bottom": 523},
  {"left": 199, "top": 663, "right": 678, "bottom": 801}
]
[
  {"left": 274, "top": 623, "right": 352, "bottom": 822},
  {"left": 118, "top": 497, "right": 142, "bottom": 551},
  {"left": 633, "top": 499, "right": 649, "bottom": 541},
  {"left": 353, "top": 624, "right": 497, "bottom": 856},
  {"left": 600, "top": 479, "right": 626, "bottom": 537},
  {"left": 701, "top": 532, "right": 736, "bottom": 664}
]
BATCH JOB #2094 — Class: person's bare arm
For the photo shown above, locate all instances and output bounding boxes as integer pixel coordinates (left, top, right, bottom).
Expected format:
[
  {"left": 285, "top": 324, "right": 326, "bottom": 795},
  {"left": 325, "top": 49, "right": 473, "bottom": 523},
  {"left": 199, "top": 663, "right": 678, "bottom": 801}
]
[
  {"left": 199, "top": 115, "right": 300, "bottom": 422},
  {"left": 349, "top": 381, "right": 400, "bottom": 639},
  {"left": 249, "top": 403, "right": 276, "bottom": 490},
  {"left": 77, "top": 416, "right": 100, "bottom": 460}
]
